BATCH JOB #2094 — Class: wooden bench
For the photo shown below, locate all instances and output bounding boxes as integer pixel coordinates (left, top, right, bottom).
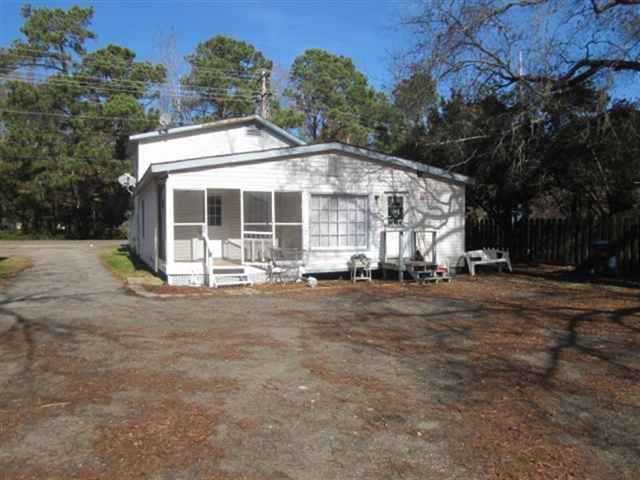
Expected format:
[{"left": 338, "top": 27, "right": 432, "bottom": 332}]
[{"left": 464, "top": 249, "right": 512, "bottom": 276}]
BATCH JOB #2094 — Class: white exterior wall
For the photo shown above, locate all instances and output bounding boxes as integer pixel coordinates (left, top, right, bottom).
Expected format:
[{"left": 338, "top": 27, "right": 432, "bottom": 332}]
[
  {"left": 165, "top": 153, "right": 465, "bottom": 277},
  {"left": 135, "top": 179, "right": 159, "bottom": 270},
  {"left": 135, "top": 125, "right": 292, "bottom": 180}
]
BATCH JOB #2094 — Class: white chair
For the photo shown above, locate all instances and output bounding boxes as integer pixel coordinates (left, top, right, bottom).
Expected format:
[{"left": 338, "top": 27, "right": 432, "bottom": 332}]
[{"left": 464, "top": 249, "right": 512, "bottom": 276}]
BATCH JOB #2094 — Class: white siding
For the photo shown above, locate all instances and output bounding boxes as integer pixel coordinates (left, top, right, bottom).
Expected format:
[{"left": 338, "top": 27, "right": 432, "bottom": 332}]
[
  {"left": 136, "top": 179, "right": 159, "bottom": 270},
  {"left": 167, "top": 153, "right": 466, "bottom": 274},
  {"left": 135, "top": 125, "right": 292, "bottom": 180}
]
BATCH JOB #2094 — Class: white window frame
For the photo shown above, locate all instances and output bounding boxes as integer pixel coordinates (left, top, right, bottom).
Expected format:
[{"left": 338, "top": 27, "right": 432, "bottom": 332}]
[{"left": 309, "top": 193, "right": 369, "bottom": 250}]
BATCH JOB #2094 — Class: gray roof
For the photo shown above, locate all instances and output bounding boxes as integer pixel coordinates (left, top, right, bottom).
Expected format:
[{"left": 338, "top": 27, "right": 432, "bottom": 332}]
[
  {"left": 129, "top": 115, "right": 306, "bottom": 146},
  {"left": 148, "top": 141, "right": 473, "bottom": 185}
]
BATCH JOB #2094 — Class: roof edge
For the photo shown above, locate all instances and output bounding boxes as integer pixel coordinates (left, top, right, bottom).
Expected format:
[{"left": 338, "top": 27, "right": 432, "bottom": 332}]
[
  {"left": 128, "top": 115, "right": 306, "bottom": 146},
  {"left": 149, "top": 142, "right": 473, "bottom": 185}
]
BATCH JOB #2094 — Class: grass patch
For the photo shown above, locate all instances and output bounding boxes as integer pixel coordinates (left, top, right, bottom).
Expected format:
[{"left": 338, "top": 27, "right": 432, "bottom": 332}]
[
  {"left": 0, "top": 230, "right": 67, "bottom": 240},
  {"left": 0, "top": 256, "right": 32, "bottom": 284},
  {"left": 98, "top": 245, "right": 161, "bottom": 285}
]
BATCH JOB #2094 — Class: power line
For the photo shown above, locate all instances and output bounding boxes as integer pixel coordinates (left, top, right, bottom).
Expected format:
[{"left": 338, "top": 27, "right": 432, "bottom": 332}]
[
  {"left": 0, "top": 107, "right": 151, "bottom": 122},
  {"left": 0, "top": 74, "right": 261, "bottom": 101},
  {"left": 0, "top": 75, "right": 256, "bottom": 100},
  {"left": 1, "top": 70, "right": 261, "bottom": 96},
  {"left": 3, "top": 50, "right": 264, "bottom": 80},
  {"left": 1, "top": 62, "right": 265, "bottom": 96}
]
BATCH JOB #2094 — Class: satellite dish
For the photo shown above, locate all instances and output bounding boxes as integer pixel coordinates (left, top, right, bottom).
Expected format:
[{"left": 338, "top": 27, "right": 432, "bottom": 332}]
[
  {"left": 159, "top": 112, "right": 172, "bottom": 130},
  {"left": 118, "top": 173, "right": 136, "bottom": 194}
]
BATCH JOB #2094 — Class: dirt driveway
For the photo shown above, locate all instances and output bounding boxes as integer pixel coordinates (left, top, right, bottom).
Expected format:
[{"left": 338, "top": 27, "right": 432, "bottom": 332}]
[{"left": 1, "top": 241, "right": 639, "bottom": 479}]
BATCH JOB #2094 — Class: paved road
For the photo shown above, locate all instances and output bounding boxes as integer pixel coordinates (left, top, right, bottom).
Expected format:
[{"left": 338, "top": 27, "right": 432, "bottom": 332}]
[
  {"left": 0, "top": 241, "right": 143, "bottom": 332},
  {"left": 0, "top": 240, "right": 261, "bottom": 330},
  {"left": 1, "top": 239, "right": 122, "bottom": 300}
]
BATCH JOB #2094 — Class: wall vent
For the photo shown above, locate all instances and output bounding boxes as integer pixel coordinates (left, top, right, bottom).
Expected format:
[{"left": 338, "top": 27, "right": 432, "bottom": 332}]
[{"left": 246, "top": 127, "right": 263, "bottom": 136}]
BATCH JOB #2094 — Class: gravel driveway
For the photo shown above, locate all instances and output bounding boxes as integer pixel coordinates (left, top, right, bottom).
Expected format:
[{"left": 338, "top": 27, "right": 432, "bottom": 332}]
[{"left": 1, "top": 241, "right": 639, "bottom": 479}]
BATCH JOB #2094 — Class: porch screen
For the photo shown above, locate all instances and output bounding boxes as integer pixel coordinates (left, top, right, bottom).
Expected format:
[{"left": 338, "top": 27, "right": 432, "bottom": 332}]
[
  {"left": 274, "top": 192, "right": 302, "bottom": 250},
  {"left": 310, "top": 195, "right": 367, "bottom": 248},
  {"left": 173, "top": 189, "right": 205, "bottom": 262},
  {"left": 243, "top": 191, "right": 271, "bottom": 232},
  {"left": 174, "top": 190, "right": 205, "bottom": 223}
]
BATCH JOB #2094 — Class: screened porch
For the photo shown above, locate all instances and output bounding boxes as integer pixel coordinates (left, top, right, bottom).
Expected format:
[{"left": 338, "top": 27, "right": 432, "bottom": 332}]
[{"left": 170, "top": 189, "right": 303, "bottom": 265}]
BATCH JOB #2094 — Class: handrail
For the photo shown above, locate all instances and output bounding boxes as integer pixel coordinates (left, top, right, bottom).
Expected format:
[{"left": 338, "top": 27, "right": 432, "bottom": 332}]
[{"left": 201, "top": 226, "right": 215, "bottom": 287}]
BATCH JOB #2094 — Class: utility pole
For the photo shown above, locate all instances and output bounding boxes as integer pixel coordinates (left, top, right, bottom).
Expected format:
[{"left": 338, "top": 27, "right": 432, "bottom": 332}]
[
  {"left": 258, "top": 69, "right": 270, "bottom": 119},
  {"left": 518, "top": 51, "right": 525, "bottom": 105}
]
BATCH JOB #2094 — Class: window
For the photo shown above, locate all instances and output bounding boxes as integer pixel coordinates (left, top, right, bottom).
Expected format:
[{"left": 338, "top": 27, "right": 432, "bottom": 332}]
[
  {"left": 387, "top": 195, "right": 404, "bottom": 225},
  {"left": 310, "top": 194, "right": 367, "bottom": 248},
  {"left": 207, "top": 195, "right": 222, "bottom": 226}
]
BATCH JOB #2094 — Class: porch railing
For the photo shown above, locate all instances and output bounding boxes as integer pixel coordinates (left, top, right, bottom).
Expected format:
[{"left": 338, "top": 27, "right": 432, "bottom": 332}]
[
  {"left": 243, "top": 231, "right": 274, "bottom": 263},
  {"left": 382, "top": 228, "right": 437, "bottom": 264}
]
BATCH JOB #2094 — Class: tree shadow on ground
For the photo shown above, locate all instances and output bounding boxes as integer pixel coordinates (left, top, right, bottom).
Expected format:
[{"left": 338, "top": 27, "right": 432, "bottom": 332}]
[
  {"left": 300, "top": 282, "right": 640, "bottom": 476},
  {"left": 513, "top": 263, "right": 640, "bottom": 289},
  {"left": 116, "top": 245, "right": 151, "bottom": 272}
]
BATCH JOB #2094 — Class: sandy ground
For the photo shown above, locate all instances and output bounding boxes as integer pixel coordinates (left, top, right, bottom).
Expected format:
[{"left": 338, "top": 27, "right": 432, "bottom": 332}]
[{"left": 0, "top": 240, "right": 639, "bottom": 479}]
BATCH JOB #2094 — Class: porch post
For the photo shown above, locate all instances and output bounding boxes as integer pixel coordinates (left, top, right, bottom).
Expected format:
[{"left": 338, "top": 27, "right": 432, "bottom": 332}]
[
  {"left": 301, "top": 192, "right": 309, "bottom": 252},
  {"left": 399, "top": 230, "right": 404, "bottom": 282},
  {"left": 271, "top": 190, "right": 276, "bottom": 251},
  {"left": 240, "top": 189, "right": 245, "bottom": 264},
  {"left": 165, "top": 177, "right": 174, "bottom": 269}
]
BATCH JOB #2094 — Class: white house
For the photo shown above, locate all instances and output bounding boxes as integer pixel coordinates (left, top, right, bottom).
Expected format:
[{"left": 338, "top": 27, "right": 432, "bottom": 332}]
[{"left": 128, "top": 115, "right": 472, "bottom": 286}]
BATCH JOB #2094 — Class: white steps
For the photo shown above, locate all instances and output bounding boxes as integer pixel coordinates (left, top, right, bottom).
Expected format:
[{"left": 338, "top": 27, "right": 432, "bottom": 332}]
[{"left": 212, "top": 272, "right": 253, "bottom": 288}]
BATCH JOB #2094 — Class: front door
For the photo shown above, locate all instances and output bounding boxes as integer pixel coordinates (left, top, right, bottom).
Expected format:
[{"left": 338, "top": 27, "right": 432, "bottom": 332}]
[{"left": 207, "top": 194, "right": 223, "bottom": 258}]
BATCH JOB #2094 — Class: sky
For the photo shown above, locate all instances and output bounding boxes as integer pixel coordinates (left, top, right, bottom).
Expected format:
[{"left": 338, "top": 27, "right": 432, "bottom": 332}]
[{"left": 0, "top": 0, "right": 416, "bottom": 92}]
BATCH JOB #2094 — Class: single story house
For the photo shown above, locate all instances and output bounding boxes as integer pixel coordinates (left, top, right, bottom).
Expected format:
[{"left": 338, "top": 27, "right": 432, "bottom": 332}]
[{"left": 128, "top": 115, "right": 472, "bottom": 286}]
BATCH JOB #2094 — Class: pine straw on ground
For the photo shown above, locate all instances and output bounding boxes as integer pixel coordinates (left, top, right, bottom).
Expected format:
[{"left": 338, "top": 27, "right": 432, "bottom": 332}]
[
  {"left": 93, "top": 397, "right": 224, "bottom": 478},
  {"left": 300, "top": 271, "right": 640, "bottom": 479},
  {"left": 302, "top": 355, "right": 422, "bottom": 435},
  {"left": 142, "top": 278, "right": 410, "bottom": 298},
  {"left": 2, "top": 267, "right": 638, "bottom": 479}
]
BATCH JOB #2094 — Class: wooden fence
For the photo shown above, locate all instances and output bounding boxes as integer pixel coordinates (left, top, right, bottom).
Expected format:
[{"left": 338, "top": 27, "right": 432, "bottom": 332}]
[{"left": 466, "top": 214, "right": 640, "bottom": 273}]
